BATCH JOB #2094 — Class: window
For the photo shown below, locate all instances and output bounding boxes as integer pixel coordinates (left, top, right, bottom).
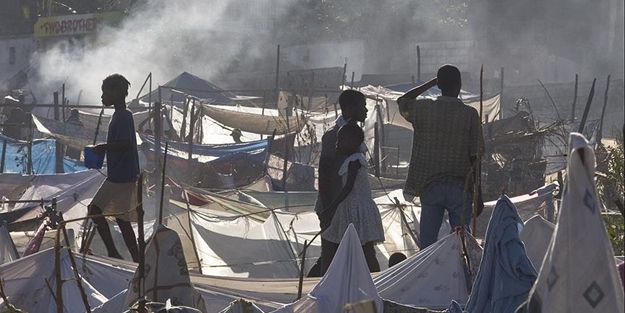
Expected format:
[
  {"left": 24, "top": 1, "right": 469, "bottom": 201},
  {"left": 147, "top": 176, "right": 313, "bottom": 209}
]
[{"left": 9, "top": 47, "right": 16, "bottom": 65}]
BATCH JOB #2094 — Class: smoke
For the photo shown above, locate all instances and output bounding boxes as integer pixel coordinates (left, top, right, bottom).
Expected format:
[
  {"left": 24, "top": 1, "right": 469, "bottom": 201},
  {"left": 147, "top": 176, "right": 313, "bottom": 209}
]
[{"left": 34, "top": 0, "right": 293, "bottom": 107}]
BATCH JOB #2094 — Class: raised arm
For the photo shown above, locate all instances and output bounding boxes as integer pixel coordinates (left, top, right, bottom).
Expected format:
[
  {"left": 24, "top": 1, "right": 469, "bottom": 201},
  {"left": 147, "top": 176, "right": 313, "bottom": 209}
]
[{"left": 397, "top": 78, "right": 438, "bottom": 102}]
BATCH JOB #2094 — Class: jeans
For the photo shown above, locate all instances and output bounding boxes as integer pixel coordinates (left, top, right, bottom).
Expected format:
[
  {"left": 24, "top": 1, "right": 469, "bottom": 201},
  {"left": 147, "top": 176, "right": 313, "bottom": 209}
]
[{"left": 420, "top": 182, "right": 472, "bottom": 249}]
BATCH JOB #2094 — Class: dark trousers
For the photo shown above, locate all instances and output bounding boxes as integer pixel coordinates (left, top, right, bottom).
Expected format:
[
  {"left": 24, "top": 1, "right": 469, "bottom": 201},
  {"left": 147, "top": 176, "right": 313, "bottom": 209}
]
[{"left": 320, "top": 238, "right": 380, "bottom": 276}]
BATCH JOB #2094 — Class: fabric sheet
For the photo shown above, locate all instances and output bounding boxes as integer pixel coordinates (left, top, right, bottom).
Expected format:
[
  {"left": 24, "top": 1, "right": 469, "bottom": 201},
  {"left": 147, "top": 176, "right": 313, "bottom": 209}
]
[
  {"left": 271, "top": 224, "right": 383, "bottom": 313},
  {"left": 466, "top": 195, "right": 537, "bottom": 313},
  {"left": 518, "top": 133, "right": 625, "bottom": 312},
  {"left": 374, "top": 232, "right": 471, "bottom": 309},
  {"left": 519, "top": 215, "right": 555, "bottom": 270}
]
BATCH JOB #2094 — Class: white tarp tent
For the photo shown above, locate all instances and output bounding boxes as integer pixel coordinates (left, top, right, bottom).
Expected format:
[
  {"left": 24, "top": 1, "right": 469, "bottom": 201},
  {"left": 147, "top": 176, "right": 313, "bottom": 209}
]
[
  {"left": 518, "top": 133, "right": 625, "bottom": 312},
  {"left": 0, "top": 247, "right": 108, "bottom": 312},
  {"left": 270, "top": 224, "right": 383, "bottom": 313}
]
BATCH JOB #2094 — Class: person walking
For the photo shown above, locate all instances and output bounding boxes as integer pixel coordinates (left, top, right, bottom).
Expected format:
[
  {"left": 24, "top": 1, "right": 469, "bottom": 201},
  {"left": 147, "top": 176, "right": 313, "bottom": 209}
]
[
  {"left": 88, "top": 74, "right": 141, "bottom": 261},
  {"left": 397, "top": 64, "right": 483, "bottom": 249}
]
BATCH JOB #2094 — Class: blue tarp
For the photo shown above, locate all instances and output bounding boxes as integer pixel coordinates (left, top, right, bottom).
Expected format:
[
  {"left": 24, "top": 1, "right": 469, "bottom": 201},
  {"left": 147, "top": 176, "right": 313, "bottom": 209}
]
[
  {"left": 0, "top": 135, "right": 87, "bottom": 174},
  {"left": 465, "top": 195, "right": 537, "bottom": 313},
  {"left": 139, "top": 134, "right": 270, "bottom": 164}
]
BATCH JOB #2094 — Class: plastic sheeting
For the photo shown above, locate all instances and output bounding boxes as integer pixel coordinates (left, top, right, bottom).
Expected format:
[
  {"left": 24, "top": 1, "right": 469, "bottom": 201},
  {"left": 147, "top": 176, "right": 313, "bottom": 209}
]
[
  {"left": 165, "top": 189, "right": 421, "bottom": 278},
  {"left": 0, "top": 248, "right": 108, "bottom": 312},
  {"left": 0, "top": 223, "right": 18, "bottom": 264},
  {"left": 519, "top": 215, "right": 555, "bottom": 270},
  {"left": 374, "top": 232, "right": 473, "bottom": 309},
  {"left": 518, "top": 133, "right": 625, "bottom": 312},
  {"left": 271, "top": 224, "right": 383, "bottom": 313},
  {"left": 0, "top": 134, "right": 88, "bottom": 174},
  {"left": 466, "top": 195, "right": 537, "bottom": 313}
]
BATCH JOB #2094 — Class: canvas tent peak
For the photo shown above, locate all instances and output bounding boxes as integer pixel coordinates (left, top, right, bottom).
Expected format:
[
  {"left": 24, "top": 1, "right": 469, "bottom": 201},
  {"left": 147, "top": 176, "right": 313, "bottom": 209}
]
[{"left": 139, "top": 72, "right": 238, "bottom": 105}]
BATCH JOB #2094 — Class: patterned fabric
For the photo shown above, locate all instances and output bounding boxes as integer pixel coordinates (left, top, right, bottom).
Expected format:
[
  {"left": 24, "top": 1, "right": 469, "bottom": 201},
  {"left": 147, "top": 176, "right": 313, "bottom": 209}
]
[
  {"left": 397, "top": 96, "right": 481, "bottom": 198},
  {"left": 322, "top": 153, "right": 385, "bottom": 245}
]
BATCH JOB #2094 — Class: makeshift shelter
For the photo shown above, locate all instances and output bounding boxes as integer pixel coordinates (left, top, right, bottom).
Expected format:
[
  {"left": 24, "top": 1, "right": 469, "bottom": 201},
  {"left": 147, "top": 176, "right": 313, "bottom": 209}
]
[
  {"left": 270, "top": 224, "right": 383, "bottom": 313},
  {"left": 517, "top": 133, "right": 625, "bottom": 312},
  {"left": 139, "top": 72, "right": 238, "bottom": 105},
  {"left": 0, "top": 247, "right": 108, "bottom": 312},
  {"left": 374, "top": 231, "right": 483, "bottom": 309},
  {"left": 466, "top": 195, "right": 537, "bottom": 313},
  {"left": 519, "top": 215, "right": 555, "bottom": 270}
]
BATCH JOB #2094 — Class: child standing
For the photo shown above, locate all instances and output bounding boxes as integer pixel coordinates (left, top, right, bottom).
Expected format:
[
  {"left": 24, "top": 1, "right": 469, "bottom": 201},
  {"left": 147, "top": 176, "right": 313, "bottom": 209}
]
[{"left": 319, "top": 121, "right": 385, "bottom": 275}]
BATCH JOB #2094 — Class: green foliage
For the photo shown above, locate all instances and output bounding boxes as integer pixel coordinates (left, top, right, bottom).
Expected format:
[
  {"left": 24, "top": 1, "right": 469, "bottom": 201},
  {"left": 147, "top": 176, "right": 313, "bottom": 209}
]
[{"left": 603, "top": 213, "right": 624, "bottom": 255}]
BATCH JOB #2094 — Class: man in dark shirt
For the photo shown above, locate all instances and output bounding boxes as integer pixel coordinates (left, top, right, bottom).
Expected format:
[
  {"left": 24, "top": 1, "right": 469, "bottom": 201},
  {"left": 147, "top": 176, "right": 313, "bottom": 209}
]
[
  {"left": 397, "top": 64, "right": 483, "bottom": 249},
  {"left": 88, "top": 74, "right": 141, "bottom": 262},
  {"left": 315, "top": 89, "right": 368, "bottom": 275}
]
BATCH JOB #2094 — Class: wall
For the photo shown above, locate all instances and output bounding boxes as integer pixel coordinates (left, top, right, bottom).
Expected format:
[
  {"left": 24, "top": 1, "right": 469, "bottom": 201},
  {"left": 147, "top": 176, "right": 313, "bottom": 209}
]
[{"left": 0, "top": 36, "right": 38, "bottom": 92}]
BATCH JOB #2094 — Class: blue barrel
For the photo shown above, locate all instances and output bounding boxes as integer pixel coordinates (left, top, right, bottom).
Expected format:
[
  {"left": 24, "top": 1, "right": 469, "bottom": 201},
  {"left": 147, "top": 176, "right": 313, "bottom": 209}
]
[{"left": 84, "top": 146, "right": 105, "bottom": 169}]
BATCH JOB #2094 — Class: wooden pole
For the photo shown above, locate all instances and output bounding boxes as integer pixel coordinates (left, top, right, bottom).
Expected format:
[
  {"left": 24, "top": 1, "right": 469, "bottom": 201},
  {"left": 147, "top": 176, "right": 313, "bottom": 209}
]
[
  {"left": 93, "top": 109, "right": 104, "bottom": 146},
  {"left": 54, "top": 225, "right": 63, "bottom": 313},
  {"left": 0, "top": 140, "right": 6, "bottom": 173},
  {"left": 53, "top": 92, "right": 64, "bottom": 173},
  {"left": 61, "top": 84, "right": 65, "bottom": 122},
  {"left": 597, "top": 75, "right": 611, "bottom": 144},
  {"left": 158, "top": 142, "right": 168, "bottom": 225},
  {"left": 182, "top": 187, "right": 203, "bottom": 274},
  {"left": 275, "top": 45, "right": 281, "bottom": 105},
  {"left": 307, "top": 71, "right": 315, "bottom": 111},
  {"left": 472, "top": 65, "right": 484, "bottom": 235},
  {"left": 577, "top": 78, "right": 597, "bottom": 133},
  {"left": 499, "top": 67, "right": 504, "bottom": 120},
  {"left": 341, "top": 63, "right": 347, "bottom": 88},
  {"left": 374, "top": 121, "right": 380, "bottom": 177},
  {"left": 136, "top": 173, "right": 146, "bottom": 299},
  {"left": 416, "top": 45, "right": 421, "bottom": 82},
  {"left": 571, "top": 73, "right": 578, "bottom": 121},
  {"left": 261, "top": 90, "right": 267, "bottom": 140},
  {"left": 350, "top": 71, "right": 355, "bottom": 88},
  {"left": 180, "top": 97, "right": 189, "bottom": 141},
  {"left": 27, "top": 113, "right": 33, "bottom": 174},
  {"left": 296, "top": 240, "right": 308, "bottom": 300}
]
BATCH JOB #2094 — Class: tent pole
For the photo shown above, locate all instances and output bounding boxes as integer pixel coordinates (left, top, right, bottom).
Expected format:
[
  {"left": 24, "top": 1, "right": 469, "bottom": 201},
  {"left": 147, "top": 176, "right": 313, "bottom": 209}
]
[
  {"left": 570, "top": 73, "right": 578, "bottom": 121},
  {"left": 182, "top": 187, "right": 203, "bottom": 274},
  {"left": 158, "top": 142, "right": 168, "bottom": 226},
  {"left": 577, "top": 78, "right": 597, "bottom": 133},
  {"left": 296, "top": 240, "right": 308, "bottom": 300}
]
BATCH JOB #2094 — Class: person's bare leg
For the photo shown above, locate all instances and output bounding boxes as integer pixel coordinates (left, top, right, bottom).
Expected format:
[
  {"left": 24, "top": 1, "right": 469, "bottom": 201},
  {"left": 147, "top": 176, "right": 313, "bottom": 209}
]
[
  {"left": 88, "top": 204, "right": 121, "bottom": 259},
  {"left": 362, "top": 241, "right": 380, "bottom": 272},
  {"left": 116, "top": 218, "right": 139, "bottom": 262}
]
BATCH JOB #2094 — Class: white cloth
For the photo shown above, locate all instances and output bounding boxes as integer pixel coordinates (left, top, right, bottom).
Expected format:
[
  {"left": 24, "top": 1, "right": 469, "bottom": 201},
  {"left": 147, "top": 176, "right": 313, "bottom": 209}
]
[
  {"left": 374, "top": 232, "right": 473, "bottom": 308},
  {"left": 271, "top": 224, "right": 383, "bottom": 313},
  {"left": 125, "top": 225, "right": 207, "bottom": 311},
  {"left": 520, "top": 215, "right": 555, "bottom": 270},
  {"left": 521, "top": 133, "right": 625, "bottom": 312},
  {"left": 322, "top": 153, "right": 385, "bottom": 245}
]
